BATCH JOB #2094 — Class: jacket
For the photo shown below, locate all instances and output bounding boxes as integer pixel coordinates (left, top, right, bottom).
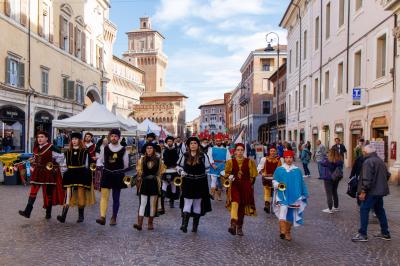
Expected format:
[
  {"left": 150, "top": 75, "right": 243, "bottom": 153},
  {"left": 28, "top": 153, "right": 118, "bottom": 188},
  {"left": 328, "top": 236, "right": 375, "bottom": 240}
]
[
  {"left": 357, "top": 152, "right": 390, "bottom": 196},
  {"left": 319, "top": 159, "right": 343, "bottom": 180},
  {"left": 300, "top": 148, "right": 311, "bottom": 164}
]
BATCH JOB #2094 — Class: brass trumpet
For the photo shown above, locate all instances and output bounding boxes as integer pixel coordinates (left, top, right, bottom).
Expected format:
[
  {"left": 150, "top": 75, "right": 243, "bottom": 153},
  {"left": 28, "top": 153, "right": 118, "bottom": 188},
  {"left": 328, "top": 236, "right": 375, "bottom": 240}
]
[
  {"left": 223, "top": 178, "right": 231, "bottom": 188},
  {"left": 123, "top": 175, "right": 137, "bottom": 187},
  {"left": 277, "top": 183, "right": 286, "bottom": 192},
  {"left": 89, "top": 163, "right": 96, "bottom": 172},
  {"left": 173, "top": 176, "right": 183, "bottom": 187}
]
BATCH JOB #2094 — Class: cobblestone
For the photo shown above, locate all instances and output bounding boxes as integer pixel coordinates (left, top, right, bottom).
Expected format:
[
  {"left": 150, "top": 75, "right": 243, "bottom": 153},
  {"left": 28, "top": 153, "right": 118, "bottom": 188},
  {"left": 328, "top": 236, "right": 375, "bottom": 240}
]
[{"left": 0, "top": 162, "right": 399, "bottom": 265}]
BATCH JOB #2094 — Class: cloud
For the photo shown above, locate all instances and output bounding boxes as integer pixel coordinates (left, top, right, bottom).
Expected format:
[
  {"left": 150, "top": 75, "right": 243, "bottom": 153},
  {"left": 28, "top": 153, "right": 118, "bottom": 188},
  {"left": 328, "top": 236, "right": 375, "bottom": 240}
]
[
  {"left": 183, "top": 26, "right": 205, "bottom": 38},
  {"left": 154, "top": 0, "right": 195, "bottom": 23}
]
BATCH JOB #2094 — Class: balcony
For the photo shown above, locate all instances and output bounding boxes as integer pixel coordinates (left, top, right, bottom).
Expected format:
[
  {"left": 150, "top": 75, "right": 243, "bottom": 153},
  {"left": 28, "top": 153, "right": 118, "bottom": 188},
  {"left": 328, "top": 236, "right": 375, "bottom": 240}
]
[
  {"left": 239, "top": 93, "right": 249, "bottom": 106},
  {"left": 267, "top": 111, "right": 286, "bottom": 124}
]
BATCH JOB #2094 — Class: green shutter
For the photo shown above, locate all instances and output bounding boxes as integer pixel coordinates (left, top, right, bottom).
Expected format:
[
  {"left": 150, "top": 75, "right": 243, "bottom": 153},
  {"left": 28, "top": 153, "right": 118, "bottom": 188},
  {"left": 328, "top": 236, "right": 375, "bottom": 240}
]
[
  {"left": 5, "top": 57, "right": 10, "bottom": 84},
  {"left": 67, "top": 80, "right": 75, "bottom": 99},
  {"left": 18, "top": 62, "right": 25, "bottom": 88},
  {"left": 63, "top": 79, "right": 67, "bottom": 98}
]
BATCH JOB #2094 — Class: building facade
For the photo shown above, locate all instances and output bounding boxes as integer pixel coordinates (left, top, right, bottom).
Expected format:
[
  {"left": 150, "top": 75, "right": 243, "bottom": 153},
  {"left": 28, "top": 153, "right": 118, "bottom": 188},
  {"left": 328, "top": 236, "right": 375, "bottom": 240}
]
[
  {"left": 0, "top": 0, "right": 115, "bottom": 152},
  {"left": 281, "top": 0, "right": 395, "bottom": 167},
  {"left": 199, "top": 99, "right": 226, "bottom": 135}
]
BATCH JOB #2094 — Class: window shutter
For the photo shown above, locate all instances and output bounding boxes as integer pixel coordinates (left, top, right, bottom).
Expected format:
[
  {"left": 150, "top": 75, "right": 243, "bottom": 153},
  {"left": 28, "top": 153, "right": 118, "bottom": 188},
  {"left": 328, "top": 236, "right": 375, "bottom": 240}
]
[
  {"left": 59, "top": 16, "right": 64, "bottom": 49},
  {"left": 63, "top": 79, "right": 67, "bottom": 98},
  {"left": 38, "top": 1, "right": 43, "bottom": 36},
  {"left": 4, "top": 0, "right": 10, "bottom": 17},
  {"left": 5, "top": 57, "right": 10, "bottom": 84},
  {"left": 74, "top": 26, "right": 79, "bottom": 57},
  {"left": 20, "top": 0, "right": 27, "bottom": 26},
  {"left": 49, "top": 9, "right": 54, "bottom": 43},
  {"left": 18, "top": 62, "right": 25, "bottom": 88},
  {"left": 81, "top": 86, "right": 85, "bottom": 103},
  {"left": 67, "top": 80, "right": 75, "bottom": 100},
  {"left": 69, "top": 22, "right": 74, "bottom": 55},
  {"left": 81, "top": 32, "right": 86, "bottom": 62}
]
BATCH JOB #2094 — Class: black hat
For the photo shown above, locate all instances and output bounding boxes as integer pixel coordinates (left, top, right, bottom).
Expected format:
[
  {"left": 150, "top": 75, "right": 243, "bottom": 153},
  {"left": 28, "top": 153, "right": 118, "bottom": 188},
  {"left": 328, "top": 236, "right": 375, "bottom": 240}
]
[
  {"left": 186, "top": 136, "right": 200, "bottom": 147},
  {"left": 109, "top": 128, "right": 121, "bottom": 137},
  {"left": 143, "top": 142, "right": 158, "bottom": 151},
  {"left": 36, "top": 130, "right": 49, "bottom": 138},
  {"left": 84, "top": 132, "right": 93, "bottom": 138},
  {"left": 70, "top": 132, "right": 82, "bottom": 139},
  {"left": 165, "top": 136, "right": 175, "bottom": 142},
  {"left": 146, "top": 132, "right": 156, "bottom": 139}
]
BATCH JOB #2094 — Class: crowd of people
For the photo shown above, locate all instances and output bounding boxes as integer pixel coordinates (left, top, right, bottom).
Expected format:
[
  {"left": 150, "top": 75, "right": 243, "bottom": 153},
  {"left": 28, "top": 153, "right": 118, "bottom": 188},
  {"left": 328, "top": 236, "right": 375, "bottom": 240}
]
[{"left": 16, "top": 130, "right": 392, "bottom": 242}]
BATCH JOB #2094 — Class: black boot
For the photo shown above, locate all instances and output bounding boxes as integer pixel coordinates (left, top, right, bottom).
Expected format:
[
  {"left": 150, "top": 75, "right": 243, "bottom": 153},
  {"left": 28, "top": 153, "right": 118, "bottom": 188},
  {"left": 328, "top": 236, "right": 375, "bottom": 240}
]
[
  {"left": 77, "top": 208, "right": 84, "bottom": 223},
  {"left": 45, "top": 205, "right": 52, "bottom": 219},
  {"left": 57, "top": 206, "right": 69, "bottom": 223},
  {"left": 18, "top": 197, "right": 36, "bottom": 218},
  {"left": 169, "top": 199, "right": 175, "bottom": 208},
  {"left": 159, "top": 196, "right": 165, "bottom": 215},
  {"left": 192, "top": 214, "right": 200, "bottom": 233},
  {"left": 180, "top": 212, "right": 190, "bottom": 233}
]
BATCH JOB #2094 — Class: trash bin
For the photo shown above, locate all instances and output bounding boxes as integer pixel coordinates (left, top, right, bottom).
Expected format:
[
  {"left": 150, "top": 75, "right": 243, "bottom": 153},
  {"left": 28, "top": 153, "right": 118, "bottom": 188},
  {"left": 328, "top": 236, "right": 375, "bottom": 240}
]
[{"left": 0, "top": 153, "right": 21, "bottom": 185}]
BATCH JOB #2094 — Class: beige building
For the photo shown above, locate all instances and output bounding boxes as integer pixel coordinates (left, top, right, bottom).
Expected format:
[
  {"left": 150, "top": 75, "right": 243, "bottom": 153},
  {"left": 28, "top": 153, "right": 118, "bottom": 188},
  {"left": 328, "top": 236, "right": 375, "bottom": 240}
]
[
  {"left": 281, "top": 0, "right": 394, "bottom": 166},
  {"left": 0, "top": 0, "right": 115, "bottom": 152},
  {"left": 185, "top": 116, "right": 200, "bottom": 138},
  {"left": 199, "top": 99, "right": 226, "bottom": 134}
]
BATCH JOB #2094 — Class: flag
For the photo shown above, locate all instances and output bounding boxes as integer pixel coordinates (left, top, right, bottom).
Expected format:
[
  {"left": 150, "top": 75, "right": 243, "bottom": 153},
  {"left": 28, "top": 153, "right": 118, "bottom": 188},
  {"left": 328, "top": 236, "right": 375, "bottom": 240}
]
[
  {"left": 146, "top": 125, "right": 152, "bottom": 135},
  {"left": 159, "top": 126, "right": 166, "bottom": 140}
]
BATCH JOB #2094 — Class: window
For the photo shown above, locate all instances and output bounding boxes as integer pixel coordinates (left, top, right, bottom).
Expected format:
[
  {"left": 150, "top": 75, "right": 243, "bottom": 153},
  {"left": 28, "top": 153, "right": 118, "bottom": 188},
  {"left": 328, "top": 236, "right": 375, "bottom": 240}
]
[
  {"left": 324, "top": 71, "right": 330, "bottom": 100},
  {"left": 262, "top": 101, "right": 271, "bottom": 115},
  {"left": 9, "top": 0, "right": 21, "bottom": 22},
  {"left": 75, "top": 28, "right": 82, "bottom": 58},
  {"left": 303, "top": 30, "right": 307, "bottom": 60},
  {"left": 41, "top": 68, "right": 49, "bottom": 94},
  {"left": 337, "top": 62, "right": 344, "bottom": 94},
  {"left": 376, "top": 34, "right": 387, "bottom": 78},
  {"left": 262, "top": 64, "right": 270, "bottom": 71},
  {"left": 303, "top": 85, "right": 306, "bottom": 108},
  {"left": 60, "top": 17, "right": 69, "bottom": 51},
  {"left": 43, "top": 2, "right": 50, "bottom": 40},
  {"left": 295, "top": 91, "right": 298, "bottom": 111},
  {"left": 354, "top": 50, "right": 362, "bottom": 87},
  {"left": 289, "top": 95, "right": 292, "bottom": 112},
  {"left": 315, "top": 17, "right": 320, "bottom": 50},
  {"left": 339, "top": 0, "right": 345, "bottom": 28},
  {"left": 314, "top": 78, "right": 319, "bottom": 104},
  {"left": 63, "top": 77, "right": 74, "bottom": 100},
  {"left": 76, "top": 83, "right": 84, "bottom": 104},
  {"left": 295, "top": 41, "right": 299, "bottom": 68},
  {"left": 6, "top": 57, "right": 24, "bottom": 88},
  {"left": 289, "top": 50, "right": 292, "bottom": 73},
  {"left": 355, "top": 0, "right": 362, "bottom": 11},
  {"left": 326, "top": 2, "right": 331, "bottom": 40}
]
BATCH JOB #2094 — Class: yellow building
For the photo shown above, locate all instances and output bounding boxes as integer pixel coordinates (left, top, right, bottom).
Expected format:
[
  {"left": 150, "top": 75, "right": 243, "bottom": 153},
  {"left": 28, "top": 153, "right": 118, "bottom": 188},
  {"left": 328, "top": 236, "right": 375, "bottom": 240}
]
[{"left": 0, "top": 0, "right": 115, "bottom": 152}]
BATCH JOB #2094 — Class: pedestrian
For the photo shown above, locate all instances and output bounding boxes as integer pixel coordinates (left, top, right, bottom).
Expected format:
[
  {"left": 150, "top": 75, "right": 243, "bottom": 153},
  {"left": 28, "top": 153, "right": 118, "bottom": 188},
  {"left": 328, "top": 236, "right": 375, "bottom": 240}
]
[
  {"left": 277, "top": 141, "right": 284, "bottom": 158},
  {"left": 298, "top": 140, "right": 304, "bottom": 159},
  {"left": 313, "top": 140, "right": 327, "bottom": 179},
  {"left": 331, "top": 138, "right": 347, "bottom": 160},
  {"left": 3, "top": 132, "right": 13, "bottom": 152},
  {"left": 273, "top": 150, "right": 309, "bottom": 241},
  {"left": 320, "top": 148, "right": 343, "bottom": 214},
  {"left": 353, "top": 138, "right": 365, "bottom": 160},
  {"left": 224, "top": 143, "right": 258, "bottom": 236},
  {"left": 133, "top": 142, "right": 166, "bottom": 231},
  {"left": 352, "top": 145, "right": 391, "bottom": 242},
  {"left": 300, "top": 144, "right": 311, "bottom": 177}
]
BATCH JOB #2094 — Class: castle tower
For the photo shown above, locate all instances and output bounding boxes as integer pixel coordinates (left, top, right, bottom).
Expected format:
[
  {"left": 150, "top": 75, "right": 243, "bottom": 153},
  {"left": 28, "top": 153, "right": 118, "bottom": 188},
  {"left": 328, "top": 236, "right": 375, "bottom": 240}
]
[{"left": 123, "top": 17, "right": 167, "bottom": 92}]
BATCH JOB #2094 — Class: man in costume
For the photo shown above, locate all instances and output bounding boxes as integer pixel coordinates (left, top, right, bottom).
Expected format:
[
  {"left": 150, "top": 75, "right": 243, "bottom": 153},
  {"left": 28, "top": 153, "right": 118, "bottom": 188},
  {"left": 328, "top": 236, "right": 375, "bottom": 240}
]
[
  {"left": 177, "top": 136, "right": 212, "bottom": 233},
  {"left": 161, "top": 136, "right": 180, "bottom": 209},
  {"left": 84, "top": 132, "right": 96, "bottom": 165},
  {"left": 57, "top": 132, "right": 95, "bottom": 223},
  {"left": 257, "top": 146, "right": 282, "bottom": 213},
  {"left": 134, "top": 142, "right": 166, "bottom": 231},
  {"left": 224, "top": 143, "right": 258, "bottom": 236},
  {"left": 175, "top": 136, "right": 186, "bottom": 157},
  {"left": 96, "top": 129, "right": 129, "bottom": 226},
  {"left": 273, "top": 150, "right": 309, "bottom": 241},
  {"left": 209, "top": 133, "right": 230, "bottom": 201},
  {"left": 19, "top": 131, "right": 65, "bottom": 219}
]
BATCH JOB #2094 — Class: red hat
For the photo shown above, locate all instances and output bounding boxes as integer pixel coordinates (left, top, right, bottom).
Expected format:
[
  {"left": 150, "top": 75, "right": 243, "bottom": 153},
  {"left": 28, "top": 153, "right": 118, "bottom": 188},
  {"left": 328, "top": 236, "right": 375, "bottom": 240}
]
[
  {"left": 283, "top": 150, "right": 295, "bottom": 158},
  {"left": 235, "top": 143, "right": 245, "bottom": 150},
  {"left": 214, "top": 133, "right": 223, "bottom": 141}
]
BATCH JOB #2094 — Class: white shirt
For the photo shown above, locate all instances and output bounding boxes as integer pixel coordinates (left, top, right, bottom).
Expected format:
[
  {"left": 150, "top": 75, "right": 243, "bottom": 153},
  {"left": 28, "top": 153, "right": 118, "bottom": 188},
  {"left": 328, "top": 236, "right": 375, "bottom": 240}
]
[{"left": 98, "top": 143, "right": 129, "bottom": 170}]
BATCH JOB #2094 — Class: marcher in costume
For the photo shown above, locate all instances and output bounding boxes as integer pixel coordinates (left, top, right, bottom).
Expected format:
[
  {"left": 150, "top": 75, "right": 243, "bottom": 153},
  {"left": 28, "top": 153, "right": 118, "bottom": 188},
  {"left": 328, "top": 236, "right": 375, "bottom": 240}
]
[
  {"left": 177, "top": 137, "right": 212, "bottom": 233},
  {"left": 209, "top": 133, "right": 230, "bottom": 201},
  {"left": 140, "top": 132, "right": 161, "bottom": 155},
  {"left": 161, "top": 136, "right": 180, "bottom": 209},
  {"left": 94, "top": 137, "right": 108, "bottom": 191},
  {"left": 257, "top": 146, "right": 282, "bottom": 213},
  {"left": 273, "top": 150, "right": 309, "bottom": 241},
  {"left": 84, "top": 132, "right": 96, "bottom": 165},
  {"left": 133, "top": 143, "right": 166, "bottom": 231},
  {"left": 96, "top": 129, "right": 129, "bottom": 226},
  {"left": 57, "top": 132, "right": 95, "bottom": 223},
  {"left": 175, "top": 136, "right": 186, "bottom": 157},
  {"left": 19, "top": 131, "right": 65, "bottom": 219},
  {"left": 224, "top": 143, "right": 258, "bottom": 236}
]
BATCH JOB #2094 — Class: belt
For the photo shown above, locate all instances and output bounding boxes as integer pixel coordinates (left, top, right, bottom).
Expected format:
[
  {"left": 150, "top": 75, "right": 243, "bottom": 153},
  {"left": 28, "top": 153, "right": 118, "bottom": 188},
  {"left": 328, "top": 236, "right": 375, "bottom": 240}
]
[
  {"left": 68, "top": 165, "right": 85, "bottom": 169},
  {"left": 104, "top": 168, "right": 125, "bottom": 173},
  {"left": 214, "top": 160, "right": 225, "bottom": 163},
  {"left": 143, "top": 175, "right": 156, "bottom": 180},
  {"left": 186, "top": 174, "right": 206, "bottom": 180}
]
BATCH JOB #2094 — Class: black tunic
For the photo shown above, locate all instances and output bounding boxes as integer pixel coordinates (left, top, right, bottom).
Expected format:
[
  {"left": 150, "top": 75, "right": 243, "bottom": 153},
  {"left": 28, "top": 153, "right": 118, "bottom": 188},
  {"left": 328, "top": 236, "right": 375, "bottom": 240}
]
[
  {"left": 100, "top": 146, "right": 127, "bottom": 189},
  {"left": 161, "top": 146, "right": 180, "bottom": 199},
  {"left": 139, "top": 156, "right": 161, "bottom": 196},
  {"left": 62, "top": 148, "right": 91, "bottom": 189}
]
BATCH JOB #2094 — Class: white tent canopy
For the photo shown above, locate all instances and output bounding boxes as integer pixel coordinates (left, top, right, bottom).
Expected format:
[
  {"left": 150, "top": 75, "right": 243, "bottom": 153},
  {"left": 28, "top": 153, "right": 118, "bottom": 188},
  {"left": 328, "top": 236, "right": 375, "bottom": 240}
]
[
  {"left": 52, "top": 102, "right": 131, "bottom": 130},
  {"left": 138, "top": 118, "right": 172, "bottom": 136}
]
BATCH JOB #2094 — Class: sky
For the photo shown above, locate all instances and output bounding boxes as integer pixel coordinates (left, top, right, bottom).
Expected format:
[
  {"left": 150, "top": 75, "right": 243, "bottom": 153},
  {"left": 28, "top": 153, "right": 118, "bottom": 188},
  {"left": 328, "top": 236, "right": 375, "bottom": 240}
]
[{"left": 110, "top": 0, "right": 290, "bottom": 121}]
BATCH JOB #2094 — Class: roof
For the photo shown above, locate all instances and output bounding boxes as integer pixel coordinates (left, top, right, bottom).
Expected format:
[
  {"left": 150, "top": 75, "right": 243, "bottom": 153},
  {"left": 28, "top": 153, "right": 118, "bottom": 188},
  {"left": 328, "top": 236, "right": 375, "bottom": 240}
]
[
  {"left": 113, "top": 55, "right": 145, "bottom": 74},
  {"left": 255, "top": 45, "right": 287, "bottom": 52},
  {"left": 140, "top": 91, "right": 188, "bottom": 98},
  {"left": 112, "top": 75, "right": 144, "bottom": 93},
  {"left": 199, "top": 99, "right": 225, "bottom": 109}
]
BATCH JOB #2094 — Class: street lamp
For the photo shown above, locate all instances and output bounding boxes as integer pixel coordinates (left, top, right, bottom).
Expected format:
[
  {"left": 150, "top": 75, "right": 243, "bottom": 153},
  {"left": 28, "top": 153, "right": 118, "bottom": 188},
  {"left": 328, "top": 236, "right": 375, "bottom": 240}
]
[{"left": 266, "top": 32, "right": 280, "bottom": 143}]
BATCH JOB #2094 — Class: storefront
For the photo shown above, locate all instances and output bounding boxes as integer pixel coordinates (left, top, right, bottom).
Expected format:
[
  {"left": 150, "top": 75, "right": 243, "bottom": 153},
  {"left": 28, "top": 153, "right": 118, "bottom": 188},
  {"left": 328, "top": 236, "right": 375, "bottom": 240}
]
[
  {"left": 0, "top": 105, "right": 25, "bottom": 152},
  {"left": 350, "top": 120, "right": 363, "bottom": 163},
  {"left": 34, "top": 110, "right": 54, "bottom": 138},
  {"left": 335, "top": 123, "right": 344, "bottom": 143},
  {"left": 371, "top": 116, "right": 389, "bottom": 162}
]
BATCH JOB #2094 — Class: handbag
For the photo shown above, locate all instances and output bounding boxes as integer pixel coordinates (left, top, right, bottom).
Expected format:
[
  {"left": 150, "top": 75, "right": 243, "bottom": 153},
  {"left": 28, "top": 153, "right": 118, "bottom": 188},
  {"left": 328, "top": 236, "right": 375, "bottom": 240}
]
[
  {"left": 347, "top": 176, "right": 358, "bottom": 198},
  {"left": 331, "top": 167, "right": 343, "bottom": 182}
]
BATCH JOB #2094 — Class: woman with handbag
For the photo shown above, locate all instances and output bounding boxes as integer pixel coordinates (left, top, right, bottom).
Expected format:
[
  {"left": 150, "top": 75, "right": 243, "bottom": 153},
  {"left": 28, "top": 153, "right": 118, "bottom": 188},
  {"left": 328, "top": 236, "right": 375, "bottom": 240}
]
[{"left": 320, "top": 148, "right": 344, "bottom": 214}]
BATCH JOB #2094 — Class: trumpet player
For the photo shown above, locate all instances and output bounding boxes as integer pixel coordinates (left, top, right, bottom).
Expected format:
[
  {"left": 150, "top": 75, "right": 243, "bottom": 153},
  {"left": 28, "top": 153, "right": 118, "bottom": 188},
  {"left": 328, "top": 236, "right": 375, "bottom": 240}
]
[
  {"left": 19, "top": 131, "right": 65, "bottom": 219},
  {"left": 209, "top": 133, "right": 230, "bottom": 201},
  {"left": 257, "top": 146, "right": 281, "bottom": 213},
  {"left": 177, "top": 136, "right": 212, "bottom": 233},
  {"left": 161, "top": 136, "right": 180, "bottom": 209},
  {"left": 273, "top": 150, "right": 309, "bottom": 241},
  {"left": 224, "top": 143, "right": 258, "bottom": 236},
  {"left": 133, "top": 143, "right": 165, "bottom": 231},
  {"left": 96, "top": 129, "right": 129, "bottom": 226},
  {"left": 57, "top": 132, "right": 95, "bottom": 223}
]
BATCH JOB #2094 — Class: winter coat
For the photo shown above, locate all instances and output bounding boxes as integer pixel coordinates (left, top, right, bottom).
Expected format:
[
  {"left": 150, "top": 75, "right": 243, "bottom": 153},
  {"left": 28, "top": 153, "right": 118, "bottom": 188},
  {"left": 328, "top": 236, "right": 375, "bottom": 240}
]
[
  {"left": 319, "top": 158, "right": 343, "bottom": 180},
  {"left": 357, "top": 152, "right": 390, "bottom": 196},
  {"left": 300, "top": 148, "right": 311, "bottom": 164}
]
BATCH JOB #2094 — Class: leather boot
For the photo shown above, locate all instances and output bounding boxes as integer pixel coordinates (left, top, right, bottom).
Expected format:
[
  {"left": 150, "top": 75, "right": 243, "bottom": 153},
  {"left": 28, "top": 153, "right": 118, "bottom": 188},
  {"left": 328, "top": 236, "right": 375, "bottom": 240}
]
[
  {"left": 237, "top": 215, "right": 244, "bottom": 236},
  {"left": 96, "top": 216, "right": 106, "bottom": 225},
  {"left": 148, "top": 216, "right": 154, "bottom": 230},
  {"left": 56, "top": 205, "right": 69, "bottom": 223},
  {"left": 279, "top": 220, "right": 286, "bottom": 240},
  {"left": 228, "top": 219, "right": 237, "bottom": 235},
  {"left": 45, "top": 205, "right": 52, "bottom": 219},
  {"left": 216, "top": 190, "right": 222, "bottom": 201},
  {"left": 109, "top": 215, "right": 117, "bottom": 226},
  {"left": 264, "top": 201, "right": 271, "bottom": 214},
  {"left": 19, "top": 197, "right": 35, "bottom": 218},
  {"left": 77, "top": 208, "right": 84, "bottom": 223},
  {"left": 285, "top": 221, "right": 292, "bottom": 241},
  {"left": 180, "top": 212, "right": 190, "bottom": 233},
  {"left": 133, "top": 216, "right": 144, "bottom": 231},
  {"left": 192, "top": 214, "right": 200, "bottom": 233}
]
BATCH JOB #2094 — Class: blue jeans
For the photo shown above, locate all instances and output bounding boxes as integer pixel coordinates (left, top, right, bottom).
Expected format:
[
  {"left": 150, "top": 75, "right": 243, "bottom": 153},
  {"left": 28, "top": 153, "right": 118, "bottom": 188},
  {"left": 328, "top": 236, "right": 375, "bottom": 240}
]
[
  {"left": 317, "top": 162, "right": 323, "bottom": 178},
  {"left": 359, "top": 195, "right": 389, "bottom": 236},
  {"left": 302, "top": 163, "right": 310, "bottom": 176}
]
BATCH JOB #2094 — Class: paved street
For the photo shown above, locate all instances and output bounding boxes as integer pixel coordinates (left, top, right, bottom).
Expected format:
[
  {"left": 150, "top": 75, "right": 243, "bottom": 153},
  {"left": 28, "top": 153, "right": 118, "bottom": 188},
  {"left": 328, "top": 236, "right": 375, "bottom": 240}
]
[{"left": 0, "top": 162, "right": 399, "bottom": 266}]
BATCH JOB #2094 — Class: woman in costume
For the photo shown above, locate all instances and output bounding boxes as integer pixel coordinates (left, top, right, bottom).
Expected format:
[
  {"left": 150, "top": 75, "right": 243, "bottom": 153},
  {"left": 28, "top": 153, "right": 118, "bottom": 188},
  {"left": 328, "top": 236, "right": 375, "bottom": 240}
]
[
  {"left": 133, "top": 142, "right": 165, "bottom": 231},
  {"left": 177, "top": 136, "right": 212, "bottom": 233},
  {"left": 224, "top": 143, "right": 258, "bottom": 236}
]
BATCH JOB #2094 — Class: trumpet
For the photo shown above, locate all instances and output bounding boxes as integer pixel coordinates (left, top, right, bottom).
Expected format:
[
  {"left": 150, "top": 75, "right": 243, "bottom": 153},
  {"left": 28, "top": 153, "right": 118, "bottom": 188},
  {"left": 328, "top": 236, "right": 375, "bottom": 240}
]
[
  {"left": 173, "top": 176, "right": 183, "bottom": 187},
  {"left": 223, "top": 178, "right": 231, "bottom": 188},
  {"left": 123, "top": 175, "right": 136, "bottom": 187},
  {"left": 277, "top": 183, "right": 286, "bottom": 192},
  {"left": 89, "top": 163, "right": 97, "bottom": 172}
]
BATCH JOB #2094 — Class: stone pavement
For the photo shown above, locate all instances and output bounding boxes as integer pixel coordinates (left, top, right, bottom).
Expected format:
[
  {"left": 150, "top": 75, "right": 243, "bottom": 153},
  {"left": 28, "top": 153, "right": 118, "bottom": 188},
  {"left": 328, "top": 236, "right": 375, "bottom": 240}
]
[{"left": 0, "top": 162, "right": 399, "bottom": 266}]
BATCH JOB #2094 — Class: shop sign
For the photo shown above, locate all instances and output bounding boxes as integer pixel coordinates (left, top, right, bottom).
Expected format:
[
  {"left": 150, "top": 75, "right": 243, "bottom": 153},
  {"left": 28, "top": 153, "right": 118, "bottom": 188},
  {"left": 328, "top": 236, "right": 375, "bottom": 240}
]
[
  {"left": 335, "top": 124, "right": 344, "bottom": 133},
  {"left": 352, "top": 88, "right": 362, "bottom": 105},
  {"left": 350, "top": 120, "right": 363, "bottom": 130},
  {"left": 0, "top": 106, "right": 25, "bottom": 120}
]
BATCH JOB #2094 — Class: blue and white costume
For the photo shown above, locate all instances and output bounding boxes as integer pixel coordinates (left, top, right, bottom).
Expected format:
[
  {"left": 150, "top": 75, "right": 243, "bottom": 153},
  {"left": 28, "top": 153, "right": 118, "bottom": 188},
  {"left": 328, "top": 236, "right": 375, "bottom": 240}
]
[{"left": 209, "top": 146, "right": 230, "bottom": 190}]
